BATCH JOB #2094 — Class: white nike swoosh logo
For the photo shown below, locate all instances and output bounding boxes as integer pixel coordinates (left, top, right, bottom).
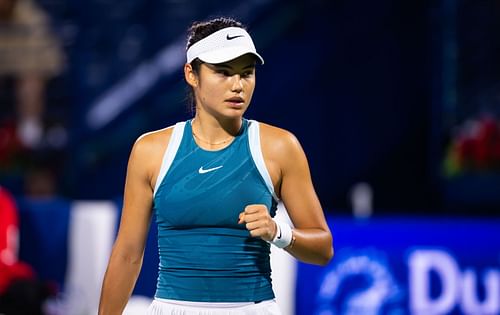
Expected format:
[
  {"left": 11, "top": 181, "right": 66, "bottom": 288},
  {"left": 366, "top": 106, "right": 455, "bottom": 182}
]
[{"left": 198, "top": 165, "right": 223, "bottom": 174}]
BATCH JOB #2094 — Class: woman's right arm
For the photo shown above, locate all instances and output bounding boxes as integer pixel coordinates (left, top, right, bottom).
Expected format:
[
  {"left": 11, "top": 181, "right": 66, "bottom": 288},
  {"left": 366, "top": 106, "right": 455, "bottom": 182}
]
[{"left": 98, "top": 133, "right": 160, "bottom": 315}]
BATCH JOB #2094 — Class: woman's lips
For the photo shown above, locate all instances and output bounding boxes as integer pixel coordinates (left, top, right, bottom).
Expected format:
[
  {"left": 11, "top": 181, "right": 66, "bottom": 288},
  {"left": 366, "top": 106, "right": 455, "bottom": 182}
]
[
  {"left": 226, "top": 97, "right": 244, "bottom": 106},
  {"left": 226, "top": 97, "right": 244, "bottom": 102}
]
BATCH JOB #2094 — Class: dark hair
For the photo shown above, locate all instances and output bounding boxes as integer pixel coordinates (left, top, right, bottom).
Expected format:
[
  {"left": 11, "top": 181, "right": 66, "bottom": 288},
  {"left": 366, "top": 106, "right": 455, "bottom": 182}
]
[{"left": 185, "top": 17, "right": 246, "bottom": 113}]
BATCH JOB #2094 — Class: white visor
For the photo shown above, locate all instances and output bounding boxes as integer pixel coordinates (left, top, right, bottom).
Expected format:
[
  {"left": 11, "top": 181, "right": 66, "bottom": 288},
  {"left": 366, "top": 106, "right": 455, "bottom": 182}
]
[{"left": 186, "top": 27, "right": 264, "bottom": 65}]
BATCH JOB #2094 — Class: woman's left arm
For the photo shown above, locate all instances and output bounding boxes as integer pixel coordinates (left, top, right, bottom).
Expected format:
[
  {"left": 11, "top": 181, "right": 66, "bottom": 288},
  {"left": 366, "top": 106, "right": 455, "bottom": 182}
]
[{"left": 274, "top": 129, "right": 333, "bottom": 266}]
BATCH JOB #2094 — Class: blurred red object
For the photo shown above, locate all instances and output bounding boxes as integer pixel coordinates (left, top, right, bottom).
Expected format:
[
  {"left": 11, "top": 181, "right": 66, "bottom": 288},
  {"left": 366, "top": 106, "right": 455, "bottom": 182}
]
[
  {"left": 450, "top": 116, "right": 500, "bottom": 173},
  {"left": 0, "top": 187, "right": 35, "bottom": 295}
]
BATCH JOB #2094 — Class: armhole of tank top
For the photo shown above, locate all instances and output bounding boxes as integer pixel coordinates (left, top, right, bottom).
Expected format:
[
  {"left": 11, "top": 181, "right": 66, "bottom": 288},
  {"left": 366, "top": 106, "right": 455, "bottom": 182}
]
[
  {"left": 153, "top": 121, "right": 186, "bottom": 197},
  {"left": 248, "top": 120, "right": 279, "bottom": 202}
]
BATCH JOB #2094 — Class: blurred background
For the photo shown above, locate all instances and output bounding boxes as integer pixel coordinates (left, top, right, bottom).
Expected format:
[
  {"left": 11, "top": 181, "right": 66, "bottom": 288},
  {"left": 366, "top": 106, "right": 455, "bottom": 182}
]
[{"left": 1, "top": 0, "right": 499, "bottom": 314}]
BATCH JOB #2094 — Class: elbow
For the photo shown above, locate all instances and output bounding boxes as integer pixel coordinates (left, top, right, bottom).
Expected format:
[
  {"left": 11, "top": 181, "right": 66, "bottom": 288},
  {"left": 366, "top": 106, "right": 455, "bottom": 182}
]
[
  {"left": 317, "top": 245, "right": 334, "bottom": 266},
  {"left": 111, "top": 243, "right": 144, "bottom": 266},
  {"left": 293, "top": 229, "right": 334, "bottom": 266},
  {"left": 309, "top": 233, "right": 334, "bottom": 266},
  {"left": 116, "top": 249, "right": 144, "bottom": 266},
  {"left": 318, "top": 232, "right": 334, "bottom": 266}
]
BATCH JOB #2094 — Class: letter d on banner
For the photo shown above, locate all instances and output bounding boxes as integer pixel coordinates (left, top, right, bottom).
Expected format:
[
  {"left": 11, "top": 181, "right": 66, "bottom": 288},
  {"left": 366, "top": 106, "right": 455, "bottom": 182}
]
[{"left": 409, "top": 250, "right": 460, "bottom": 315}]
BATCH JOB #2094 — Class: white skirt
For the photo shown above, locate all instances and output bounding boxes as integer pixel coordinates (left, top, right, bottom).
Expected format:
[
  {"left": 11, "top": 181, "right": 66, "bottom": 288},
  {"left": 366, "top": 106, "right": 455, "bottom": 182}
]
[{"left": 146, "top": 299, "right": 282, "bottom": 315}]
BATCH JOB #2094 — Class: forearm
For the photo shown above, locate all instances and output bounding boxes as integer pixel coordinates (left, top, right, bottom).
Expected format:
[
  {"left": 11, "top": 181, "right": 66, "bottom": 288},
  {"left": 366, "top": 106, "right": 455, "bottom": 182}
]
[
  {"left": 285, "top": 228, "right": 333, "bottom": 265},
  {"left": 98, "top": 250, "right": 144, "bottom": 315}
]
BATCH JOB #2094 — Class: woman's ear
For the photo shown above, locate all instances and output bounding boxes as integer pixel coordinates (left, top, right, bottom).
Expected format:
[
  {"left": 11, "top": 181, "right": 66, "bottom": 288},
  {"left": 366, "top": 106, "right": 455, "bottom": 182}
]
[{"left": 184, "top": 63, "right": 198, "bottom": 88}]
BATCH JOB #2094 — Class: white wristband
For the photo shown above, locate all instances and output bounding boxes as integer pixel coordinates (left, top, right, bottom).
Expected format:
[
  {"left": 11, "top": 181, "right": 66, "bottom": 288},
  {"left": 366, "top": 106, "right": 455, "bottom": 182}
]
[{"left": 268, "top": 219, "right": 293, "bottom": 248}]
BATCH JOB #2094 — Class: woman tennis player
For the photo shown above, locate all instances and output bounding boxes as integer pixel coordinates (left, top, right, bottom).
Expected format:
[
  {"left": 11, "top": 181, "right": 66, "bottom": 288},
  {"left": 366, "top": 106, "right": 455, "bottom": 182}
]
[{"left": 98, "top": 17, "right": 333, "bottom": 315}]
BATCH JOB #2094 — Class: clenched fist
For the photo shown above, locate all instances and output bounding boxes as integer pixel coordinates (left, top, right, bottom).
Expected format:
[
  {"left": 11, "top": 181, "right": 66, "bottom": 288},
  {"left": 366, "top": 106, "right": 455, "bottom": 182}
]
[{"left": 238, "top": 204, "right": 277, "bottom": 241}]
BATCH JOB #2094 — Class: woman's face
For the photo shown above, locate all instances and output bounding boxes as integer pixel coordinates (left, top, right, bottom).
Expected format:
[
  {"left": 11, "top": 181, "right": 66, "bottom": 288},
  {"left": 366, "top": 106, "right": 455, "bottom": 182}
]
[{"left": 191, "top": 54, "right": 256, "bottom": 119}]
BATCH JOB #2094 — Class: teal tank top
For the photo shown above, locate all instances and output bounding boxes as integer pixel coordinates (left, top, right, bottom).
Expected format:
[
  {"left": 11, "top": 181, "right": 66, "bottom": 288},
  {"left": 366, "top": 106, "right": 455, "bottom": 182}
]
[{"left": 152, "top": 119, "right": 279, "bottom": 302}]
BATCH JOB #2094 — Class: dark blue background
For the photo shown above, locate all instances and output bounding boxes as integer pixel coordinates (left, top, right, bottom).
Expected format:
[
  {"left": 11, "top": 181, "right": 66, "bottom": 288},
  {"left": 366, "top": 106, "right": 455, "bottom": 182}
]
[{"left": 2, "top": 0, "right": 499, "bottom": 215}]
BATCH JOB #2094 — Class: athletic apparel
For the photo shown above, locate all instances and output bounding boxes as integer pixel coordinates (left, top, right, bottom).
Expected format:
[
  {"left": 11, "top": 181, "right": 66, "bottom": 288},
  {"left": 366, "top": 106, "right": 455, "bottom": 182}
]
[
  {"left": 146, "top": 298, "right": 281, "bottom": 315},
  {"left": 153, "top": 119, "right": 278, "bottom": 303}
]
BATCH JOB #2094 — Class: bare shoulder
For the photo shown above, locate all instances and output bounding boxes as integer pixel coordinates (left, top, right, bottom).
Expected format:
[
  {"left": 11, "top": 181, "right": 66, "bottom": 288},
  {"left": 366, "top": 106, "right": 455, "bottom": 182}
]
[
  {"left": 133, "top": 125, "right": 174, "bottom": 154},
  {"left": 127, "top": 125, "right": 175, "bottom": 182},
  {"left": 258, "top": 122, "right": 303, "bottom": 156}
]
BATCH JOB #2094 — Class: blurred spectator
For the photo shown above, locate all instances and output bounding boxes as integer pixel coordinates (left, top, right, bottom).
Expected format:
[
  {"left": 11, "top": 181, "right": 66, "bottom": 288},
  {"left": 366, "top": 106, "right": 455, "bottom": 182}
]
[
  {"left": 0, "top": 185, "right": 51, "bottom": 315},
  {"left": 0, "top": 0, "right": 64, "bottom": 149}
]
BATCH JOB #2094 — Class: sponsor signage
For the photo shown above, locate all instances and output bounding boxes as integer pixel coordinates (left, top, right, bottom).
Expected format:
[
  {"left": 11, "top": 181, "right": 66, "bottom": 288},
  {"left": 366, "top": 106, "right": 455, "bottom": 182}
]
[{"left": 296, "top": 217, "right": 500, "bottom": 315}]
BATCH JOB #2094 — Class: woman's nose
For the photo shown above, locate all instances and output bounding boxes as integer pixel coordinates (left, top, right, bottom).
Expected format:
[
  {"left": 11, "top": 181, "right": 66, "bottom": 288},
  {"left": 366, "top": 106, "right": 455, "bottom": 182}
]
[{"left": 230, "top": 75, "right": 243, "bottom": 92}]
